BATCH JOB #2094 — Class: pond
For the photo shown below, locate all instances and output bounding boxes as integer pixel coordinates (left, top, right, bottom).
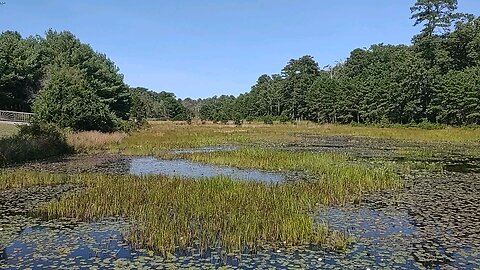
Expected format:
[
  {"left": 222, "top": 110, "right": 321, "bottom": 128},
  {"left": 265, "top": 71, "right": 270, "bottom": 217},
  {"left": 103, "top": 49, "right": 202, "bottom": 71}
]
[
  {"left": 128, "top": 156, "right": 286, "bottom": 183},
  {"left": 1, "top": 142, "right": 479, "bottom": 269}
]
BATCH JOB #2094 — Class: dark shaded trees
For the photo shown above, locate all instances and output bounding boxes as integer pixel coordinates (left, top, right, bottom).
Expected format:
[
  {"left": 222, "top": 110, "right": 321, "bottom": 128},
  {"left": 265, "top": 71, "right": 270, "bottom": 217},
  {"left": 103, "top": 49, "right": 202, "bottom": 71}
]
[
  {"left": 0, "top": 31, "right": 43, "bottom": 111},
  {"left": 0, "top": 29, "right": 136, "bottom": 131},
  {"left": 281, "top": 56, "right": 320, "bottom": 120},
  {"left": 130, "top": 87, "right": 187, "bottom": 120}
]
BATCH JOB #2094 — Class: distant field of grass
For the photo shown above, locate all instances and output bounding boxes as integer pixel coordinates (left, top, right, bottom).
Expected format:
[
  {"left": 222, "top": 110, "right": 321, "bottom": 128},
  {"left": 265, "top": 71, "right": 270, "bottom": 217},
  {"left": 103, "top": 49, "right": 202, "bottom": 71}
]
[
  {"left": 113, "top": 121, "right": 480, "bottom": 155},
  {"left": 0, "top": 123, "right": 18, "bottom": 138}
]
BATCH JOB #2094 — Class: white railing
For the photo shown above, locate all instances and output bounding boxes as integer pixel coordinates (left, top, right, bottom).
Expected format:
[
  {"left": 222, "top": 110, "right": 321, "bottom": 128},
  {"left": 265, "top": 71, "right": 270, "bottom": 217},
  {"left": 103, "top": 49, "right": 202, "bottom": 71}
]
[{"left": 0, "top": 110, "right": 34, "bottom": 123}]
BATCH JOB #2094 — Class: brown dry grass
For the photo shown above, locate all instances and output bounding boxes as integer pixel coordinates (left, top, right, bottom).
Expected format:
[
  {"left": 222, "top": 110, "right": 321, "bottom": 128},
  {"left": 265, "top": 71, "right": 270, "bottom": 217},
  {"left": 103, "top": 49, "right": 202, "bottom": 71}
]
[{"left": 67, "top": 131, "right": 127, "bottom": 153}]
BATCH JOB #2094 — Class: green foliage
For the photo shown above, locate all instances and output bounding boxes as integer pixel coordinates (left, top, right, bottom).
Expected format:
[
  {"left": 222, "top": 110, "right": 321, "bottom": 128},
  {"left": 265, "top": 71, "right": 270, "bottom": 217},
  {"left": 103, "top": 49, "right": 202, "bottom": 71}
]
[
  {"left": 33, "top": 66, "right": 116, "bottom": 132},
  {"left": 233, "top": 112, "right": 243, "bottom": 126},
  {"left": 432, "top": 66, "right": 480, "bottom": 125},
  {"left": 0, "top": 31, "right": 42, "bottom": 111},
  {"left": 0, "top": 30, "right": 137, "bottom": 131},
  {"left": 42, "top": 30, "right": 132, "bottom": 120},
  {"left": 0, "top": 123, "right": 73, "bottom": 166},
  {"left": 410, "top": 0, "right": 461, "bottom": 36},
  {"left": 197, "top": 5, "right": 480, "bottom": 127},
  {"left": 130, "top": 87, "right": 187, "bottom": 120},
  {"left": 263, "top": 115, "right": 274, "bottom": 125}
]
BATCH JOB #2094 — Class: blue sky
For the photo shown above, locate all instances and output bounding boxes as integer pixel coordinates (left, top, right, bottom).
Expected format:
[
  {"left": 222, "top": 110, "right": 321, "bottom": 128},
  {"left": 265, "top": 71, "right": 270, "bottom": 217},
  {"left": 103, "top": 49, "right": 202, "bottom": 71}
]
[{"left": 1, "top": 1, "right": 479, "bottom": 99}]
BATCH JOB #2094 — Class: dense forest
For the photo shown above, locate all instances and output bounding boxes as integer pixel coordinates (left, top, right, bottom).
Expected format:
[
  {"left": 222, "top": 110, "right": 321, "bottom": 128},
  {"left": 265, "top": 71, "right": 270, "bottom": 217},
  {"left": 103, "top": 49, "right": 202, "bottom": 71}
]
[
  {"left": 1, "top": 0, "right": 479, "bottom": 130},
  {"left": 197, "top": 1, "right": 480, "bottom": 125}
]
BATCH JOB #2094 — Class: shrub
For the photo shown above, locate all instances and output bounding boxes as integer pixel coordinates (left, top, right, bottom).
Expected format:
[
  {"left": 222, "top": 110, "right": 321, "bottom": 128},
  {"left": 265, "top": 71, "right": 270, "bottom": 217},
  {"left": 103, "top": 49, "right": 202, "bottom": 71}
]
[
  {"left": 0, "top": 123, "right": 73, "bottom": 166},
  {"left": 279, "top": 113, "right": 290, "bottom": 123},
  {"left": 263, "top": 115, "right": 274, "bottom": 125},
  {"left": 245, "top": 116, "right": 255, "bottom": 123}
]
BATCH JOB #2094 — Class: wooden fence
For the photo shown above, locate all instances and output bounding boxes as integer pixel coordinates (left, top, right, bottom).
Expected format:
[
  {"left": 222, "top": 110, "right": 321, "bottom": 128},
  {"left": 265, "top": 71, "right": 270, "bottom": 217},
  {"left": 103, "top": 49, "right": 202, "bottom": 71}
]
[{"left": 0, "top": 110, "right": 34, "bottom": 123}]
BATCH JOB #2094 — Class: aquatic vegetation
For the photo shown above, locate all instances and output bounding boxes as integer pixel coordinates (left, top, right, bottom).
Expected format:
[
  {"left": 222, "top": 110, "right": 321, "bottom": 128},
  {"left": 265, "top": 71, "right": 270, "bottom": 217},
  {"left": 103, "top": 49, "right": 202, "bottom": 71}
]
[
  {"left": 175, "top": 148, "right": 402, "bottom": 205},
  {"left": 0, "top": 171, "right": 76, "bottom": 190},
  {"left": 38, "top": 174, "right": 352, "bottom": 255}
]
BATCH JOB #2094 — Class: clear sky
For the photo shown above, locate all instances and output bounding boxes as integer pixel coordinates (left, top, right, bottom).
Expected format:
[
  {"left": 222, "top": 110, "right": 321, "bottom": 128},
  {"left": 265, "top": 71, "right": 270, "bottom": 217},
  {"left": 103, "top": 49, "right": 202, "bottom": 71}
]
[{"left": 1, "top": 1, "right": 479, "bottom": 99}]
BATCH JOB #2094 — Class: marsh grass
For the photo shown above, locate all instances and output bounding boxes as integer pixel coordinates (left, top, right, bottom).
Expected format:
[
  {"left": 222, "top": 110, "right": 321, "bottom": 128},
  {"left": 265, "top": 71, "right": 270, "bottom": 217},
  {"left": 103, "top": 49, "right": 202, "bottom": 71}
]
[
  {"left": 30, "top": 173, "right": 353, "bottom": 255},
  {"left": 114, "top": 122, "right": 480, "bottom": 155},
  {"left": 0, "top": 171, "right": 75, "bottom": 190},
  {"left": 174, "top": 148, "right": 402, "bottom": 205},
  {"left": 67, "top": 131, "right": 127, "bottom": 153}
]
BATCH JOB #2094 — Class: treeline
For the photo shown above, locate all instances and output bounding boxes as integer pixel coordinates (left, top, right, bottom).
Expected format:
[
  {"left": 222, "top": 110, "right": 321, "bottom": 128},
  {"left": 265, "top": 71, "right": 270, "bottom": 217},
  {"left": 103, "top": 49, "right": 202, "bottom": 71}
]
[
  {"left": 198, "top": 1, "right": 480, "bottom": 126},
  {"left": 2, "top": 0, "right": 479, "bottom": 129},
  {"left": 130, "top": 87, "right": 190, "bottom": 121},
  {"left": 0, "top": 29, "right": 198, "bottom": 130}
]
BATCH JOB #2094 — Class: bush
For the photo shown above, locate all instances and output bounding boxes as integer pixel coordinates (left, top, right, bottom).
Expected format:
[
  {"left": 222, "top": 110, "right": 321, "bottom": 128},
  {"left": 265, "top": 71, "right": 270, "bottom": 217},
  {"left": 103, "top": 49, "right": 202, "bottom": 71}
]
[
  {"left": 263, "top": 115, "right": 274, "bottom": 125},
  {"left": 279, "top": 113, "right": 290, "bottom": 123},
  {"left": 245, "top": 116, "right": 255, "bottom": 123},
  {"left": 0, "top": 123, "right": 73, "bottom": 166}
]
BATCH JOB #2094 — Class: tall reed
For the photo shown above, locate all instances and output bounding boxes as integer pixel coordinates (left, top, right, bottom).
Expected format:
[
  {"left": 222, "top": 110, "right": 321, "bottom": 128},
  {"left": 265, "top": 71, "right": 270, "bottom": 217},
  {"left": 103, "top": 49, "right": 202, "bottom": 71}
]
[
  {"left": 177, "top": 148, "right": 402, "bottom": 205},
  {"left": 36, "top": 173, "right": 352, "bottom": 255}
]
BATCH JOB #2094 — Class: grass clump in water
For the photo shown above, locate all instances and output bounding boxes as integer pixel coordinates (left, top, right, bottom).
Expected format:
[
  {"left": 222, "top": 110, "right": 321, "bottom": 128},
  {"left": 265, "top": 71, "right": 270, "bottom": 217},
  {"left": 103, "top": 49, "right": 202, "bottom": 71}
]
[
  {"left": 175, "top": 148, "right": 402, "bottom": 205},
  {"left": 37, "top": 173, "right": 352, "bottom": 255},
  {"left": 0, "top": 171, "right": 75, "bottom": 190}
]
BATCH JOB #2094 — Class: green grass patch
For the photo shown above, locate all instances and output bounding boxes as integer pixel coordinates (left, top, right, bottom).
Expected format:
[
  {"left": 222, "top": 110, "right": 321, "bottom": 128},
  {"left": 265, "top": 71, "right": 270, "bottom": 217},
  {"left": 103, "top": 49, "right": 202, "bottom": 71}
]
[
  {"left": 0, "top": 171, "right": 75, "bottom": 190},
  {"left": 10, "top": 172, "right": 353, "bottom": 255},
  {"left": 174, "top": 148, "right": 402, "bottom": 205},
  {"left": 0, "top": 123, "right": 18, "bottom": 138}
]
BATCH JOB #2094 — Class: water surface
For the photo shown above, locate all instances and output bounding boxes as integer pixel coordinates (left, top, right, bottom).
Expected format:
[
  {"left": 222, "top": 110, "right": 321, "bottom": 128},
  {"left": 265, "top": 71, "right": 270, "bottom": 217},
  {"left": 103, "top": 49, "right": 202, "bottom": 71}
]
[{"left": 129, "top": 156, "right": 285, "bottom": 183}]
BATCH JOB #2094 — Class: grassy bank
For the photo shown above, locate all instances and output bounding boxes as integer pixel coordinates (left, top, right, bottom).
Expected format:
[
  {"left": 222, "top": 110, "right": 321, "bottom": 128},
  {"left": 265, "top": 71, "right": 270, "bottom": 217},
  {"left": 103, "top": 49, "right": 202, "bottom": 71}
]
[
  {"left": 0, "top": 124, "right": 73, "bottom": 166},
  {"left": 0, "top": 123, "right": 18, "bottom": 138},
  {"left": 114, "top": 121, "right": 480, "bottom": 155},
  {"left": 67, "top": 131, "right": 127, "bottom": 153},
  {"left": 174, "top": 148, "right": 402, "bottom": 205}
]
